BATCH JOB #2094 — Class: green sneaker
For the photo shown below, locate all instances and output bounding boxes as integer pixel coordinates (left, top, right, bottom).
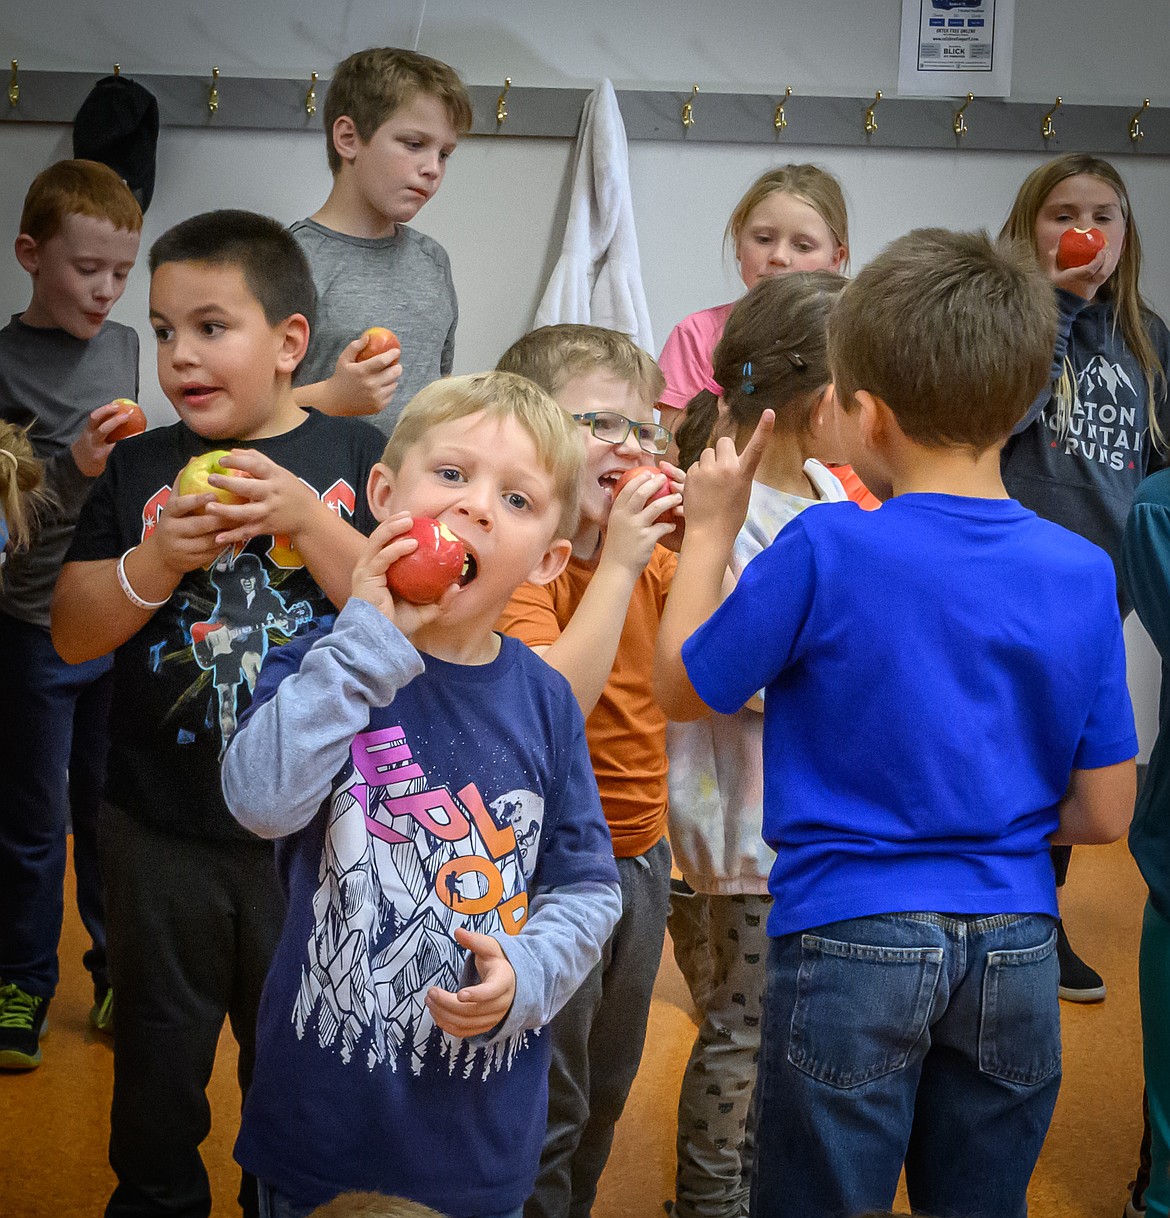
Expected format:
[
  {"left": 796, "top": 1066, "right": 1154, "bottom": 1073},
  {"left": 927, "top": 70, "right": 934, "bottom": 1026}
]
[
  {"left": 89, "top": 985, "right": 114, "bottom": 1034},
  {"left": 0, "top": 982, "right": 49, "bottom": 1070}
]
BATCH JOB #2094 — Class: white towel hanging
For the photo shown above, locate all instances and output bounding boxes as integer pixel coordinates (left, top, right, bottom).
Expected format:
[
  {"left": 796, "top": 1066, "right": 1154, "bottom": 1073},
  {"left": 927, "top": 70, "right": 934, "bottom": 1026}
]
[{"left": 534, "top": 79, "right": 654, "bottom": 353}]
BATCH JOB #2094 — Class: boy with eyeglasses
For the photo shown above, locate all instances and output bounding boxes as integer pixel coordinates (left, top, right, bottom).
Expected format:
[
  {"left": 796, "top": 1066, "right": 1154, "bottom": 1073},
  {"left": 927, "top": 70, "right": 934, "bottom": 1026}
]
[{"left": 495, "top": 324, "right": 683, "bottom": 1218}]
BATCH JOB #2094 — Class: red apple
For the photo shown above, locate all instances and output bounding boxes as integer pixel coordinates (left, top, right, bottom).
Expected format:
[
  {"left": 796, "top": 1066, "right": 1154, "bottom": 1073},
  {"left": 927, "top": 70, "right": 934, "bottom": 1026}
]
[
  {"left": 357, "top": 326, "right": 401, "bottom": 364},
  {"left": 108, "top": 399, "right": 146, "bottom": 442},
  {"left": 387, "top": 517, "right": 468, "bottom": 605},
  {"left": 176, "top": 450, "right": 250, "bottom": 506},
  {"left": 614, "top": 465, "right": 673, "bottom": 512},
  {"left": 1056, "top": 226, "right": 1107, "bottom": 271}
]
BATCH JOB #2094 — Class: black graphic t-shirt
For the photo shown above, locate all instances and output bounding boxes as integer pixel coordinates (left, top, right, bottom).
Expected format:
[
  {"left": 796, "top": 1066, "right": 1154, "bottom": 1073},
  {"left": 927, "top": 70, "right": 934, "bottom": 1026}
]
[
  {"left": 66, "top": 409, "right": 383, "bottom": 840},
  {"left": 1003, "top": 296, "right": 1170, "bottom": 614}
]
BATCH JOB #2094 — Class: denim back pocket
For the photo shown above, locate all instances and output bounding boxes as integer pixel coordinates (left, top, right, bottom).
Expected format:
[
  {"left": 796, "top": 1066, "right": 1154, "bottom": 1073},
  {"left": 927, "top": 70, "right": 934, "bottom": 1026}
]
[
  {"left": 979, "top": 929, "right": 1061, "bottom": 1086},
  {"left": 788, "top": 934, "right": 943, "bottom": 1089}
]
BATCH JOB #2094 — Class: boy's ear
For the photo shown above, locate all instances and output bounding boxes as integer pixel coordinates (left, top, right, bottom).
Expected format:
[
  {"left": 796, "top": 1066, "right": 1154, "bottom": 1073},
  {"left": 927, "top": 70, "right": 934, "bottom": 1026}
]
[
  {"left": 330, "top": 116, "right": 360, "bottom": 166},
  {"left": 14, "top": 234, "right": 38, "bottom": 276},
  {"left": 366, "top": 462, "right": 395, "bottom": 522},
  {"left": 276, "top": 314, "right": 311, "bottom": 374},
  {"left": 526, "top": 538, "right": 572, "bottom": 588},
  {"left": 854, "top": 390, "right": 887, "bottom": 450}
]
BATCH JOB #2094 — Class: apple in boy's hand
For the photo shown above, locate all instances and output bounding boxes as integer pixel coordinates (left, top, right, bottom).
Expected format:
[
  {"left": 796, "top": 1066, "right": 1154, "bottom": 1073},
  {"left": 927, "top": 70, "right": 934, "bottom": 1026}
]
[
  {"left": 386, "top": 517, "right": 468, "bottom": 605},
  {"left": 1056, "top": 227, "right": 1107, "bottom": 271},
  {"left": 614, "top": 465, "right": 673, "bottom": 507},
  {"left": 176, "top": 450, "right": 249, "bottom": 506},
  {"left": 357, "top": 327, "right": 401, "bottom": 364},
  {"left": 108, "top": 399, "right": 146, "bottom": 442}
]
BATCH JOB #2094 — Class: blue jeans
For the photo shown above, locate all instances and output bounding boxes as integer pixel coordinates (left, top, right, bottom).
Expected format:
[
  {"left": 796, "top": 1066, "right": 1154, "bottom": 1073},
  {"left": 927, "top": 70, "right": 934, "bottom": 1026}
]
[
  {"left": 0, "top": 612, "right": 112, "bottom": 998},
  {"left": 258, "top": 1180, "right": 523, "bottom": 1218},
  {"left": 751, "top": 912, "right": 1061, "bottom": 1218}
]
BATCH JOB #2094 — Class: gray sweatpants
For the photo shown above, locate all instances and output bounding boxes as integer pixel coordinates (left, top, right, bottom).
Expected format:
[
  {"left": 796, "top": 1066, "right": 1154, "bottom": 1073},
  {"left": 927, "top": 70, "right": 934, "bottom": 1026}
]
[
  {"left": 672, "top": 893, "right": 772, "bottom": 1218},
  {"left": 525, "top": 837, "right": 672, "bottom": 1218}
]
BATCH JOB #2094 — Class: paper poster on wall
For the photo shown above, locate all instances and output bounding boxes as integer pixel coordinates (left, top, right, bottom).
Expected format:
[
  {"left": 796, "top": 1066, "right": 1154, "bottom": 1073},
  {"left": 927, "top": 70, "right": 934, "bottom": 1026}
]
[{"left": 898, "top": 0, "right": 1015, "bottom": 97}]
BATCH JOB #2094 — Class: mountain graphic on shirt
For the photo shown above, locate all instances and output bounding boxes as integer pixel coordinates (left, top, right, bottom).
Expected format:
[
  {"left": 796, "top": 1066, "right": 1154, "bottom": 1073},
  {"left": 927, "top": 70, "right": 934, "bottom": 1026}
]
[
  {"left": 294, "top": 742, "right": 542, "bottom": 1077},
  {"left": 1077, "top": 356, "right": 1137, "bottom": 406}
]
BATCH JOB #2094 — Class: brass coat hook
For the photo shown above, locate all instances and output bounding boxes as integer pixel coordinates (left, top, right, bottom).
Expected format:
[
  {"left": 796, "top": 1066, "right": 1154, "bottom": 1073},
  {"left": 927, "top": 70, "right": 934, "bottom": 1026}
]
[
  {"left": 864, "top": 90, "right": 882, "bottom": 136},
  {"left": 207, "top": 67, "right": 220, "bottom": 115},
  {"left": 7, "top": 60, "right": 17, "bottom": 108},
  {"left": 682, "top": 83, "right": 698, "bottom": 130},
  {"left": 1041, "top": 96, "right": 1062, "bottom": 141},
  {"left": 113, "top": 63, "right": 121, "bottom": 77},
  {"left": 305, "top": 71, "right": 318, "bottom": 117},
  {"left": 496, "top": 77, "right": 511, "bottom": 127},
  {"left": 953, "top": 92, "right": 974, "bottom": 138},
  {"left": 1130, "top": 98, "right": 1150, "bottom": 142},
  {"left": 774, "top": 86, "right": 793, "bottom": 133}
]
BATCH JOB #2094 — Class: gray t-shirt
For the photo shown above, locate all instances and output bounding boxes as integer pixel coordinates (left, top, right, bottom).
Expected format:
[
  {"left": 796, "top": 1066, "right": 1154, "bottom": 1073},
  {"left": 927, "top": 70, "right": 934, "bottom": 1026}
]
[
  {"left": 0, "top": 315, "right": 139, "bottom": 628},
  {"left": 290, "top": 218, "right": 457, "bottom": 436}
]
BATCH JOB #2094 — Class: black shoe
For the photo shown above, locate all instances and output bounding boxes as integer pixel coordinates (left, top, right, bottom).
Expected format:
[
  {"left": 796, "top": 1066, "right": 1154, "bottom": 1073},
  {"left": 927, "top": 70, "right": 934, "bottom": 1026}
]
[
  {"left": 1056, "top": 920, "right": 1106, "bottom": 1003},
  {"left": 0, "top": 983, "right": 49, "bottom": 1070},
  {"left": 1125, "top": 1092, "right": 1152, "bottom": 1216}
]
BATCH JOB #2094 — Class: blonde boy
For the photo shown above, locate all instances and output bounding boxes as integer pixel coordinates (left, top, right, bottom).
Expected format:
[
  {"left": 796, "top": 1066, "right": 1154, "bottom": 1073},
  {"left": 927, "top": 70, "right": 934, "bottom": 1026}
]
[
  {"left": 495, "top": 324, "right": 683, "bottom": 1218},
  {"left": 221, "top": 373, "right": 621, "bottom": 1217},
  {"left": 654, "top": 230, "right": 1137, "bottom": 1217},
  {"left": 0, "top": 159, "right": 141, "bottom": 1069},
  {"left": 292, "top": 48, "right": 472, "bottom": 430}
]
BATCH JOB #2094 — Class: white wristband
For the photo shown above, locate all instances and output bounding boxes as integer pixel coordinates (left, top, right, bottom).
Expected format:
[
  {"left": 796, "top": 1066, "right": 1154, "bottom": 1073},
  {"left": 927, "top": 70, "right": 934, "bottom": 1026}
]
[{"left": 116, "top": 547, "right": 171, "bottom": 611}]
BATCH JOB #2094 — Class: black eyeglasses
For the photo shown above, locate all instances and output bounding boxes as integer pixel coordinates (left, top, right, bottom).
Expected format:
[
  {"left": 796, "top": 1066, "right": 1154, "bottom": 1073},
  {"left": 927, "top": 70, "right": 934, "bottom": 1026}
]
[{"left": 572, "top": 411, "right": 673, "bottom": 457}]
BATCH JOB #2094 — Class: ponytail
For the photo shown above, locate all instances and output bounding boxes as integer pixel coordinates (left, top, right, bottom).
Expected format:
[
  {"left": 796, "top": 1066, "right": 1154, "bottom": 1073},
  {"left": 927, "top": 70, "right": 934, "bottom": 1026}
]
[{"left": 676, "top": 390, "right": 722, "bottom": 470}]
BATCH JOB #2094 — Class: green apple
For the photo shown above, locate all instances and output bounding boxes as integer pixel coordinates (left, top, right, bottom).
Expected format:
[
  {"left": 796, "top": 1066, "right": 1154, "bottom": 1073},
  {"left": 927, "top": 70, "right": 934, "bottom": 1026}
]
[{"left": 176, "top": 450, "right": 248, "bottom": 505}]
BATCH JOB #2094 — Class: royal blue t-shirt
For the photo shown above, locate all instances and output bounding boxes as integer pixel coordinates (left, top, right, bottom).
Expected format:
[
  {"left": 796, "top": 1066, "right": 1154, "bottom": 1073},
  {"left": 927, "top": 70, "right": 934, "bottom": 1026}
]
[
  {"left": 682, "top": 494, "right": 1138, "bottom": 938},
  {"left": 232, "top": 626, "right": 616, "bottom": 1214}
]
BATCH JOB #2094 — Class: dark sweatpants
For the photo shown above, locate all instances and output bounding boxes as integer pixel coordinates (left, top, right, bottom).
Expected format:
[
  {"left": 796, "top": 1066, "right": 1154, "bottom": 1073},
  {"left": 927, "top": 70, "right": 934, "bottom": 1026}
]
[
  {"left": 0, "top": 611, "right": 112, "bottom": 999},
  {"left": 101, "top": 803, "right": 285, "bottom": 1218}
]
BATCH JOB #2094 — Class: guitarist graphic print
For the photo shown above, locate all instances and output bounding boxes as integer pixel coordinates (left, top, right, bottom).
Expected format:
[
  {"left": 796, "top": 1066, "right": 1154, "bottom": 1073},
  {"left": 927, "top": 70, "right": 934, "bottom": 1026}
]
[{"left": 193, "top": 550, "right": 311, "bottom": 745}]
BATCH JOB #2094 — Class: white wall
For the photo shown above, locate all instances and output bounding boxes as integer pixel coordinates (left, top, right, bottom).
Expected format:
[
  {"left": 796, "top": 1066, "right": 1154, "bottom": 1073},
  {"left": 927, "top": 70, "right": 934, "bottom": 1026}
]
[{"left": 1, "top": 0, "right": 1166, "bottom": 752}]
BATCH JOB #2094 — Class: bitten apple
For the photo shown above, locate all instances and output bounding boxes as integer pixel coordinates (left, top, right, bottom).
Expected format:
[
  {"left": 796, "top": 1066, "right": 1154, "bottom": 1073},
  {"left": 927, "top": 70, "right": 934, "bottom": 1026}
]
[
  {"left": 108, "top": 399, "right": 147, "bottom": 443},
  {"left": 176, "top": 450, "right": 249, "bottom": 506},
  {"left": 614, "top": 465, "right": 673, "bottom": 510},
  {"left": 386, "top": 517, "right": 468, "bottom": 605},
  {"left": 357, "top": 327, "right": 401, "bottom": 364},
  {"left": 1056, "top": 227, "right": 1107, "bottom": 271}
]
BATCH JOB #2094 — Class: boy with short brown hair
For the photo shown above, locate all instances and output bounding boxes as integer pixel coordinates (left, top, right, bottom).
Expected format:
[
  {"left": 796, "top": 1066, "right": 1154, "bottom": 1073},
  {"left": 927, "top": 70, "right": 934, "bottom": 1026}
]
[
  {"left": 53, "top": 208, "right": 385, "bottom": 1217},
  {"left": 220, "top": 371, "right": 620, "bottom": 1216},
  {"left": 495, "top": 324, "right": 684, "bottom": 1218},
  {"left": 292, "top": 48, "right": 472, "bottom": 431},
  {"left": 655, "top": 229, "right": 1138, "bottom": 1217},
  {"left": 0, "top": 158, "right": 142, "bottom": 1069}
]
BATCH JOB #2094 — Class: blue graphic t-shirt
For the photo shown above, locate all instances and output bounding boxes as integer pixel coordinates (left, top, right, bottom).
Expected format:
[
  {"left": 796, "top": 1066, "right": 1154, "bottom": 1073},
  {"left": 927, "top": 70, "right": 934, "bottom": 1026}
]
[
  {"left": 682, "top": 494, "right": 1138, "bottom": 939},
  {"left": 231, "top": 613, "right": 616, "bottom": 1214}
]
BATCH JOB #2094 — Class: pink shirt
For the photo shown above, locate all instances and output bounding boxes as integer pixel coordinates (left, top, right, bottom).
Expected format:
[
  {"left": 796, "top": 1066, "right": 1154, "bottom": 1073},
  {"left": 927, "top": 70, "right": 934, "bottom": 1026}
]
[{"left": 657, "top": 302, "right": 736, "bottom": 410}]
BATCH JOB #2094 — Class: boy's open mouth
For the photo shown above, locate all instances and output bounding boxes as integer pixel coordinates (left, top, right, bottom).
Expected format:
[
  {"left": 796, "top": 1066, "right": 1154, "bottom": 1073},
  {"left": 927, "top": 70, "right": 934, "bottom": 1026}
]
[{"left": 459, "top": 549, "right": 478, "bottom": 586}]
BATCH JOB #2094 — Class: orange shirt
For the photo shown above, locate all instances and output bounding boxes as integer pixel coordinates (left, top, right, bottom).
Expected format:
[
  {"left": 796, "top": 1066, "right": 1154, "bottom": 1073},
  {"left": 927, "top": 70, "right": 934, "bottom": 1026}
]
[
  {"left": 829, "top": 463, "right": 881, "bottom": 511},
  {"left": 497, "top": 546, "right": 676, "bottom": 858}
]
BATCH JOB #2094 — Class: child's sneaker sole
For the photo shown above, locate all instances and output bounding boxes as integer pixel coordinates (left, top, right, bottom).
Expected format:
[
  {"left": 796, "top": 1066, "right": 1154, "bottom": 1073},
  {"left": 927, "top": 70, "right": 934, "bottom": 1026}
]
[{"left": 0, "top": 1043, "right": 43, "bottom": 1070}]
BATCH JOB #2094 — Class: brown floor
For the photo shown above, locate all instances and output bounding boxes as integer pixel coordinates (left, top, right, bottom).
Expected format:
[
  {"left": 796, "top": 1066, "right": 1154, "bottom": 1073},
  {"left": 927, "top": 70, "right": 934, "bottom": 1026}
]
[{"left": 0, "top": 839, "right": 1148, "bottom": 1217}]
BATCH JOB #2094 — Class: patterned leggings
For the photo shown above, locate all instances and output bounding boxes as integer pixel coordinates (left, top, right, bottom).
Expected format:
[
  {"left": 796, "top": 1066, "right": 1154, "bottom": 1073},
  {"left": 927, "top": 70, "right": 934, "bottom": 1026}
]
[{"left": 669, "top": 890, "right": 772, "bottom": 1218}]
